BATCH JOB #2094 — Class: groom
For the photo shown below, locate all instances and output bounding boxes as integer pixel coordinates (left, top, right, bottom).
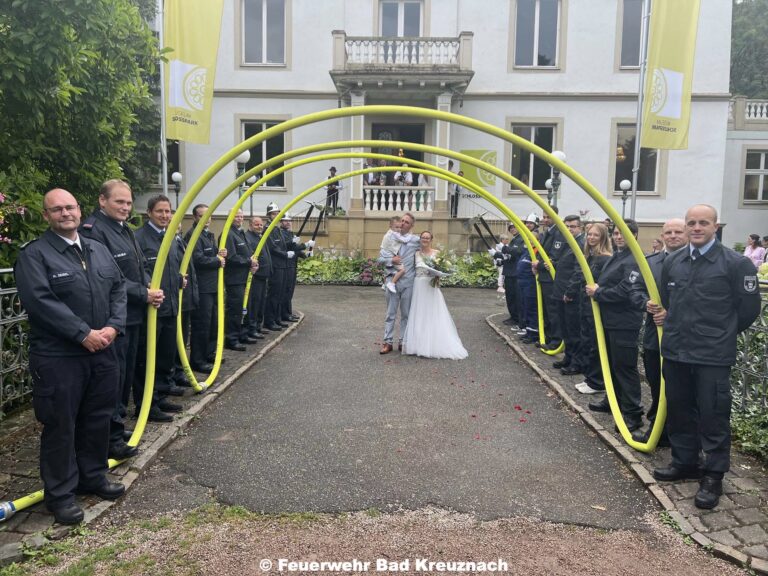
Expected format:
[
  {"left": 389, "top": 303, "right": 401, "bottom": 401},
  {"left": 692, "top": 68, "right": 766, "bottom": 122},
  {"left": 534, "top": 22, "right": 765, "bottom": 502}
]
[{"left": 379, "top": 212, "right": 420, "bottom": 354}]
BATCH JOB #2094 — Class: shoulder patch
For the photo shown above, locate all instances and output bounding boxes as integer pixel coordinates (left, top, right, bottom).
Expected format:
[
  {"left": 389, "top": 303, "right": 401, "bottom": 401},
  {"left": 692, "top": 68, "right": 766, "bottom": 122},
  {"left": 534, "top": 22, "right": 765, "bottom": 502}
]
[
  {"left": 629, "top": 270, "right": 640, "bottom": 283},
  {"left": 744, "top": 275, "right": 758, "bottom": 293}
]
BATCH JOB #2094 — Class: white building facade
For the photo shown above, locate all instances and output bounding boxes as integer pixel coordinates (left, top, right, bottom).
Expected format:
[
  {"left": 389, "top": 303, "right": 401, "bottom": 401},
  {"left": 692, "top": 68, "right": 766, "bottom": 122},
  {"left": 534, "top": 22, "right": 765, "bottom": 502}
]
[{"left": 170, "top": 0, "right": 763, "bottom": 248}]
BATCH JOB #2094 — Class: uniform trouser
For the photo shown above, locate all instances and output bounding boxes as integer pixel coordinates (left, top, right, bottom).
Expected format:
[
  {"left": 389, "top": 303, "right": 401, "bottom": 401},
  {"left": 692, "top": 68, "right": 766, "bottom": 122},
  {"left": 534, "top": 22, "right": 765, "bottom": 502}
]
[
  {"left": 449, "top": 192, "right": 459, "bottom": 218},
  {"left": 383, "top": 282, "right": 413, "bottom": 344},
  {"left": 30, "top": 348, "right": 119, "bottom": 508},
  {"left": 225, "top": 283, "right": 246, "bottom": 346},
  {"left": 579, "top": 310, "right": 604, "bottom": 390},
  {"left": 503, "top": 275, "right": 519, "bottom": 324},
  {"left": 111, "top": 323, "right": 140, "bottom": 444},
  {"left": 605, "top": 329, "right": 644, "bottom": 424},
  {"left": 558, "top": 298, "right": 582, "bottom": 367},
  {"left": 642, "top": 347, "right": 662, "bottom": 420},
  {"left": 541, "top": 281, "right": 561, "bottom": 345},
  {"left": 517, "top": 276, "right": 538, "bottom": 335},
  {"left": 283, "top": 266, "right": 297, "bottom": 319},
  {"left": 191, "top": 292, "right": 217, "bottom": 366},
  {"left": 247, "top": 278, "right": 268, "bottom": 335},
  {"left": 663, "top": 360, "right": 731, "bottom": 475},
  {"left": 134, "top": 315, "right": 175, "bottom": 410},
  {"left": 266, "top": 268, "right": 286, "bottom": 325}
]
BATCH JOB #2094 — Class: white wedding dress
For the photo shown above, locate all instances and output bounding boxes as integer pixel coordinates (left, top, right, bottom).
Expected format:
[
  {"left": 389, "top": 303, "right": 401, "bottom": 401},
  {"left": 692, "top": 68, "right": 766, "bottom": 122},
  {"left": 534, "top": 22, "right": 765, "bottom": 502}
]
[{"left": 402, "top": 251, "right": 468, "bottom": 360}]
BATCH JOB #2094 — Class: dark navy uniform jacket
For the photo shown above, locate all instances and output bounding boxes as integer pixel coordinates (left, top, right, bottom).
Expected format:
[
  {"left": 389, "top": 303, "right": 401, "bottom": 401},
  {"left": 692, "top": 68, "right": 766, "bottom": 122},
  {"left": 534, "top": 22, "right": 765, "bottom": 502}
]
[
  {"left": 539, "top": 227, "right": 567, "bottom": 285},
  {"left": 268, "top": 222, "right": 290, "bottom": 270},
  {"left": 15, "top": 230, "right": 127, "bottom": 356},
  {"left": 176, "top": 234, "right": 198, "bottom": 312},
  {"left": 79, "top": 209, "right": 149, "bottom": 326},
  {"left": 245, "top": 230, "right": 272, "bottom": 279},
  {"left": 553, "top": 233, "right": 584, "bottom": 299},
  {"left": 185, "top": 227, "right": 221, "bottom": 295},
  {"left": 223, "top": 227, "right": 252, "bottom": 286},
  {"left": 134, "top": 223, "right": 183, "bottom": 318},
  {"left": 492, "top": 234, "right": 525, "bottom": 277},
  {"left": 281, "top": 228, "right": 307, "bottom": 270},
  {"left": 660, "top": 241, "right": 761, "bottom": 366},
  {"left": 630, "top": 249, "right": 671, "bottom": 352},
  {"left": 591, "top": 247, "right": 644, "bottom": 332}
]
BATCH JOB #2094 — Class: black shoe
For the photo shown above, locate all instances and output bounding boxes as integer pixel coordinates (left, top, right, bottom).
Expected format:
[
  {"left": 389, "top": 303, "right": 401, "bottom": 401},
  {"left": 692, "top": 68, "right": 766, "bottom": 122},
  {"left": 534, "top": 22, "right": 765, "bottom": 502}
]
[
  {"left": 76, "top": 481, "right": 125, "bottom": 501},
  {"left": 264, "top": 324, "right": 282, "bottom": 331},
  {"left": 166, "top": 385, "right": 186, "bottom": 397},
  {"left": 191, "top": 363, "right": 213, "bottom": 373},
  {"left": 277, "top": 321, "right": 289, "bottom": 328},
  {"left": 147, "top": 406, "right": 174, "bottom": 422},
  {"left": 240, "top": 337, "right": 260, "bottom": 344},
  {"left": 123, "top": 430, "right": 133, "bottom": 441},
  {"left": 560, "top": 367, "right": 582, "bottom": 376},
  {"left": 225, "top": 343, "right": 247, "bottom": 351},
  {"left": 174, "top": 377, "right": 193, "bottom": 388},
  {"left": 631, "top": 428, "right": 671, "bottom": 447},
  {"left": 158, "top": 400, "right": 183, "bottom": 413},
  {"left": 207, "top": 355, "right": 225, "bottom": 364},
  {"left": 108, "top": 441, "right": 139, "bottom": 460},
  {"left": 248, "top": 332, "right": 265, "bottom": 340},
  {"left": 616, "top": 420, "right": 643, "bottom": 433},
  {"left": 588, "top": 398, "right": 610, "bottom": 413},
  {"left": 283, "top": 316, "right": 298, "bottom": 323},
  {"left": 695, "top": 476, "right": 723, "bottom": 509},
  {"left": 652, "top": 465, "right": 703, "bottom": 482},
  {"left": 552, "top": 360, "right": 569, "bottom": 369},
  {"left": 544, "top": 341, "right": 562, "bottom": 350},
  {"left": 50, "top": 503, "right": 84, "bottom": 525}
]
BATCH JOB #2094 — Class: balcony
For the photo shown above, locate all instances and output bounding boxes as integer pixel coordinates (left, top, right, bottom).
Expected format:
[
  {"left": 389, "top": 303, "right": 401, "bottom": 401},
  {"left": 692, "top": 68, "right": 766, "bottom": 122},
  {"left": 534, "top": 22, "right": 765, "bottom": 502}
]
[
  {"left": 729, "top": 97, "right": 768, "bottom": 131},
  {"left": 330, "top": 31, "right": 474, "bottom": 99}
]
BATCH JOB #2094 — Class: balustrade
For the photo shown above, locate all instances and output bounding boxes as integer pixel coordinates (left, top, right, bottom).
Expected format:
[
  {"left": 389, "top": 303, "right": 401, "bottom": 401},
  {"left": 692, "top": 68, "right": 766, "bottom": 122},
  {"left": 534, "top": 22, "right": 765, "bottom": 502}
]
[{"left": 363, "top": 186, "right": 433, "bottom": 213}]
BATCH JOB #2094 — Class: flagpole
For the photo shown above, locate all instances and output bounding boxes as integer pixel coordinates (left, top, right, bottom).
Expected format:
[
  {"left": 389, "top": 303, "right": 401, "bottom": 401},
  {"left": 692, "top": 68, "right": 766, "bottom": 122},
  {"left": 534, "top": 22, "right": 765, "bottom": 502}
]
[
  {"left": 158, "top": 0, "right": 169, "bottom": 199},
  {"left": 630, "top": 0, "right": 651, "bottom": 220}
]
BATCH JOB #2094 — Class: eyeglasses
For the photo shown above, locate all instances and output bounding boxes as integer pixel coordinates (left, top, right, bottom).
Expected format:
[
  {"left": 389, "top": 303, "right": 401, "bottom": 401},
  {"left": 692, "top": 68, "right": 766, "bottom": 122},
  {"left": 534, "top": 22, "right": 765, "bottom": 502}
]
[{"left": 45, "top": 204, "right": 79, "bottom": 214}]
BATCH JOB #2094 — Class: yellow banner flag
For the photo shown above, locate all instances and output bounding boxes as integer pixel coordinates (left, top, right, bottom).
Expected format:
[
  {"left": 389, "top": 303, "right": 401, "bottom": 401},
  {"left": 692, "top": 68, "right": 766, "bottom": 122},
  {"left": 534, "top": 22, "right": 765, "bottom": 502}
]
[
  {"left": 460, "top": 150, "right": 497, "bottom": 188},
  {"left": 640, "top": 0, "right": 700, "bottom": 150},
  {"left": 164, "top": 0, "right": 224, "bottom": 144}
]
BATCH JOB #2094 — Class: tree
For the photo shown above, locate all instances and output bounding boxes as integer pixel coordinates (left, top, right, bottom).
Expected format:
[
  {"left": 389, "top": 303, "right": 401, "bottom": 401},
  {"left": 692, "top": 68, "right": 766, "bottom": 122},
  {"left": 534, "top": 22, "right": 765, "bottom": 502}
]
[
  {"left": 731, "top": 0, "right": 768, "bottom": 98},
  {"left": 0, "top": 0, "right": 159, "bottom": 266}
]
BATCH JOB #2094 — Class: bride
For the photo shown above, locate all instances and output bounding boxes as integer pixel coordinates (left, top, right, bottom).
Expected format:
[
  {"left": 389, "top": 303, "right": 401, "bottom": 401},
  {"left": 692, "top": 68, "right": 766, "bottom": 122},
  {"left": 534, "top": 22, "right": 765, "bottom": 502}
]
[{"left": 402, "top": 231, "right": 468, "bottom": 360}]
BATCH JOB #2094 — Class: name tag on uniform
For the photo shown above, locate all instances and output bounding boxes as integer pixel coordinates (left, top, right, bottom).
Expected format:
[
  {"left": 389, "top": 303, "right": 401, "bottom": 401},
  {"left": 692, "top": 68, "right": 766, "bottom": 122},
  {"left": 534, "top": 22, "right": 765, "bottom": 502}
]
[
  {"left": 147, "top": 256, "right": 157, "bottom": 261},
  {"left": 113, "top": 252, "right": 127, "bottom": 258},
  {"left": 51, "top": 272, "right": 71, "bottom": 279}
]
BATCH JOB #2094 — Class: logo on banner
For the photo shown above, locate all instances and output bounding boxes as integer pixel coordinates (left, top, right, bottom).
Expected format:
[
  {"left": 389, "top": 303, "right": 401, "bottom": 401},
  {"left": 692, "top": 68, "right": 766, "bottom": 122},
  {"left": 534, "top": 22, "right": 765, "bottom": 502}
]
[
  {"left": 649, "top": 68, "right": 684, "bottom": 119},
  {"left": 460, "top": 150, "right": 497, "bottom": 187},
  {"left": 169, "top": 60, "right": 207, "bottom": 112}
]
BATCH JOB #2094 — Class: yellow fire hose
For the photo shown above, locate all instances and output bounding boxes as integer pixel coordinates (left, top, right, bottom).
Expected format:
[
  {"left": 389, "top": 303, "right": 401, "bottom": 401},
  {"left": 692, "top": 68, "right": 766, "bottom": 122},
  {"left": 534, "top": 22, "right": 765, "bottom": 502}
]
[{"left": 1, "top": 105, "right": 663, "bottom": 521}]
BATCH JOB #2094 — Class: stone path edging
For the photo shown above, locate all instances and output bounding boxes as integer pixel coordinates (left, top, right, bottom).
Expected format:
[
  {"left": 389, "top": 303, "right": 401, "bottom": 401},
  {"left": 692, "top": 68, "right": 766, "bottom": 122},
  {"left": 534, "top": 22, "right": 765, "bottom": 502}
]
[
  {"left": 0, "top": 315, "right": 303, "bottom": 567},
  {"left": 486, "top": 313, "right": 767, "bottom": 575}
]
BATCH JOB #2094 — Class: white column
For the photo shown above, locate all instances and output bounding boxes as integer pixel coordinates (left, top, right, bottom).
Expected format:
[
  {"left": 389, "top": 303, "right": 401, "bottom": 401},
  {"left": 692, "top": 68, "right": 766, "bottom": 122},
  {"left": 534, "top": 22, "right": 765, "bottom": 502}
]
[
  {"left": 434, "top": 91, "right": 453, "bottom": 216},
  {"left": 349, "top": 91, "right": 366, "bottom": 215}
]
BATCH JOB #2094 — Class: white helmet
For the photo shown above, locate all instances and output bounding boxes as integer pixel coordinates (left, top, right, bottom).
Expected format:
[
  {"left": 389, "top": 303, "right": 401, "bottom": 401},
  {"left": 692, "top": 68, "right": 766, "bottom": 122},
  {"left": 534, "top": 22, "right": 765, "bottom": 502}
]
[
  {"left": 266, "top": 202, "right": 280, "bottom": 214},
  {"left": 281, "top": 213, "right": 291, "bottom": 221},
  {"left": 524, "top": 212, "right": 539, "bottom": 225}
]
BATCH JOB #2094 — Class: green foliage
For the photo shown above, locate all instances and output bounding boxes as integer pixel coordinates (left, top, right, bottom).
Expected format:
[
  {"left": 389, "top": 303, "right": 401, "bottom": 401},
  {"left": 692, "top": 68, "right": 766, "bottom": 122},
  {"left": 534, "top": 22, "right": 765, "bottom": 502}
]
[
  {"left": 0, "top": 0, "right": 160, "bottom": 267},
  {"left": 297, "top": 249, "right": 498, "bottom": 288},
  {"left": 731, "top": 0, "right": 768, "bottom": 98}
]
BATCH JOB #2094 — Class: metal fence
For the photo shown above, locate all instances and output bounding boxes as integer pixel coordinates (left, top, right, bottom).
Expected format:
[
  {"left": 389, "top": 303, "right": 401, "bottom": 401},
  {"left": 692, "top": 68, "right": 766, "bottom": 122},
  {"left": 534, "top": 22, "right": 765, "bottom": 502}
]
[
  {"left": 732, "top": 288, "right": 768, "bottom": 410},
  {"left": 0, "top": 269, "right": 32, "bottom": 421}
]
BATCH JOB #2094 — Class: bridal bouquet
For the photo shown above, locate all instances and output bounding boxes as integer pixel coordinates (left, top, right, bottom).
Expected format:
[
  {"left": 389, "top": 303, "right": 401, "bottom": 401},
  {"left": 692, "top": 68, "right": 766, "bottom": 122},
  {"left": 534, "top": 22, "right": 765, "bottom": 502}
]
[{"left": 423, "top": 252, "right": 456, "bottom": 287}]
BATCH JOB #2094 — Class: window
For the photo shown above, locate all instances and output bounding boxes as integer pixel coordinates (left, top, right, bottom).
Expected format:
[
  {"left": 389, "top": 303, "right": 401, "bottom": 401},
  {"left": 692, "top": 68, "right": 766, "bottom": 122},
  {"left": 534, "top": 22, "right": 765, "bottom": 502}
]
[
  {"left": 620, "top": 0, "right": 643, "bottom": 68},
  {"left": 380, "top": 1, "right": 422, "bottom": 37},
  {"left": 510, "top": 124, "right": 555, "bottom": 190},
  {"left": 515, "top": 0, "right": 560, "bottom": 67},
  {"left": 242, "top": 121, "right": 285, "bottom": 187},
  {"left": 243, "top": 0, "right": 285, "bottom": 65},
  {"left": 744, "top": 150, "right": 768, "bottom": 202},
  {"left": 614, "top": 124, "right": 657, "bottom": 192}
]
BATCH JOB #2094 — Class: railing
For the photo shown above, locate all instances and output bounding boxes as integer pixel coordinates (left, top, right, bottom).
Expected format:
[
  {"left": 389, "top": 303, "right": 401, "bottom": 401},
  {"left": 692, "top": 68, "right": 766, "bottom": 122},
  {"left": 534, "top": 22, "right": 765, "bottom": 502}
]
[
  {"left": 363, "top": 186, "right": 433, "bottom": 213},
  {"left": 732, "top": 288, "right": 768, "bottom": 410},
  {"left": 729, "top": 97, "right": 768, "bottom": 130},
  {"left": 345, "top": 37, "right": 459, "bottom": 66},
  {"left": 0, "top": 269, "right": 31, "bottom": 421},
  {"left": 332, "top": 31, "right": 473, "bottom": 71}
]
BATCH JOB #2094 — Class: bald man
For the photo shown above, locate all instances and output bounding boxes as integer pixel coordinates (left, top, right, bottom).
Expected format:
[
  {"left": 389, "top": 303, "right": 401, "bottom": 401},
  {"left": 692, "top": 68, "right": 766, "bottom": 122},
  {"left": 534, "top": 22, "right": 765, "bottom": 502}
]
[
  {"left": 652, "top": 205, "right": 761, "bottom": 509},
  {"left": 15, "top": 189, "right": 127, "bottom": 524}
]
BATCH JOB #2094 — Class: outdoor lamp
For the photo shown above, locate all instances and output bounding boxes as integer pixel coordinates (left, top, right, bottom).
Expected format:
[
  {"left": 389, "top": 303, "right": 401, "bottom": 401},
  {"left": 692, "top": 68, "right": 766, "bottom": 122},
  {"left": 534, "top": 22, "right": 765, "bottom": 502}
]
[
  {"left": 619, "top": 179, "right": 632, "bottom": 219},
  {"left": 545, "top": 178, "right": 553, "bottom": 206},
  {"left": 171, "top": 171, "right": 182, "bottom": 209},
  {"left": 235, "top": 150, "right": 251, "bottom": 198},
  {"left": 549, "top": 150, "right": 566, "bottom": 209}
]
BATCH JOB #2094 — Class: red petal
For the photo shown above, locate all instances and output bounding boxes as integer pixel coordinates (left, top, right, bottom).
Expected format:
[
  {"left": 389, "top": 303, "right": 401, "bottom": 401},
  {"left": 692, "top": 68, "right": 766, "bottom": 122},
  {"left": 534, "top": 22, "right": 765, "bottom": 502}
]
[
  {"left": 514, "top": 405, "right": 522, "bottom": 411},
  {"left": 519, "top": 417, "right": 527, "bottom": 423}
]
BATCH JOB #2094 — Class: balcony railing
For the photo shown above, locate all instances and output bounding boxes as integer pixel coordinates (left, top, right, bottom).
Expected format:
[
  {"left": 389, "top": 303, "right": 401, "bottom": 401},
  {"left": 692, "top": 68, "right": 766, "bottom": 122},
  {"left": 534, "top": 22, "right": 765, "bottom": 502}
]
[
  {"left": 332, "top": 30, "right": 473, "bottom": 72},
  {"left": 363, "top": 185, "right": 434, "bottom": 213},
  {"left": 729, "top": 97, "right": 768, "bottom": 130}
]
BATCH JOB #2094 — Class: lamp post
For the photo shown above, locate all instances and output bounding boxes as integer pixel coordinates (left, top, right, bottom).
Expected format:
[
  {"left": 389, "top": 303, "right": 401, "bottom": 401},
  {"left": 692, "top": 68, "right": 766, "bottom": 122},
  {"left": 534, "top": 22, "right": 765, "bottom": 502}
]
[
  {"left": 549, "top": 150, "right": 566, "bottom": 209},
  {"left": 545, "top": 178, "right": 553, "bottom": 206},
  {"left": 171, "top": 172, "right": 182, "bottom": 210},
  {"left": 235, "top": 150, "right": 251, "bottom": 198},
  {"left": 246, "top": 175, "right": 257, "bottom": 217},
  {"left": 619, "top": 179, "right": 632, "bottom": 219}
]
